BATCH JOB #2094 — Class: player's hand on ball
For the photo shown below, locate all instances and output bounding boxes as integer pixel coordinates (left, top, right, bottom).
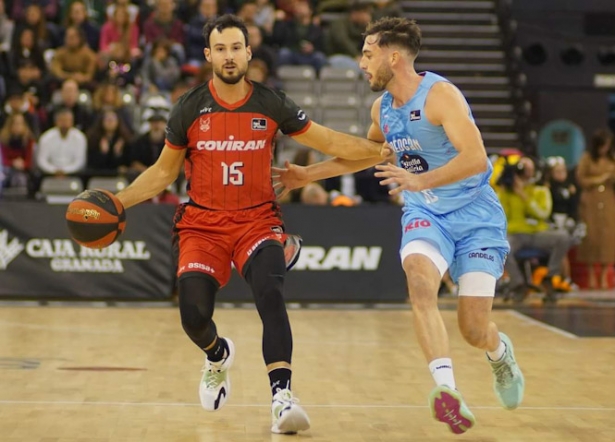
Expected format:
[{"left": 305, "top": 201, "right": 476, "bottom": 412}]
[
  {"left": 375, "top": 163, "right": 425, "bottom": 195},
  {"left": 272, "top": 161, "right": 310, "bottom": 199}
]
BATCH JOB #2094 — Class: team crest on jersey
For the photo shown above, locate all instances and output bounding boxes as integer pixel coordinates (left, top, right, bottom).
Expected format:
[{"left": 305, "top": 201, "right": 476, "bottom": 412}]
[
  {"left": 410, "top": 110, "right": 421, "bottom": 121},
  {"left": 251, "top": 118, "right": 267, "bottom": 130},
  {"left": 200, "top": 117, "right": 211, "bottom": 132},
  {"left": 383, "top": 124, "right": 390, "bottom": 134}
]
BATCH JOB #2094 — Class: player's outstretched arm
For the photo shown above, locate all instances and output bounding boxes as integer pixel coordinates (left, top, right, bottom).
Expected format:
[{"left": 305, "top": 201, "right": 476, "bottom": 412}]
[
  {"left": 274, "top": 100, "right": 392, "bottom": 198},
  {"left": 116, "top": 145, "right": 186, "bottom": 209},
  {"left": 290, "top": 119, "right": 383, "bottom": 160}
]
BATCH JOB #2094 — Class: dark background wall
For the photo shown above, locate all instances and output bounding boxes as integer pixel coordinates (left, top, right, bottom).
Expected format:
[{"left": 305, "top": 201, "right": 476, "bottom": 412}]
[{"left": 509, "top": 0, "right": 615, "bottom": 139}]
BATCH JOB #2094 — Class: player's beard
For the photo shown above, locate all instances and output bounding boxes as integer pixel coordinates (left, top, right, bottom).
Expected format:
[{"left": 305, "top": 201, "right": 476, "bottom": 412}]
[
  {"left": 214, "top": 63, "right": 248, "bottom": 85},
  {"left": 370, "top": 64, "right": 394, "bottom": 92}
]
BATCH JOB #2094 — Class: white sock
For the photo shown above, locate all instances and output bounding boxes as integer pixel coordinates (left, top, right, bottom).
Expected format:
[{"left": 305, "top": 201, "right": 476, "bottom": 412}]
[
  {"left": 487, "top": 340, "right": 506, "bottom": 362},
  {"left": 428, "top": 358, "right": 456, "bottom": 389}
]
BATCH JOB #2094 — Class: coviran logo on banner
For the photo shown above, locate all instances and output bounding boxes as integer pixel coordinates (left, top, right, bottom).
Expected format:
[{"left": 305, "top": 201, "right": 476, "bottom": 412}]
[{"left": 0, "top": 229, "right": 151, "bottom": 273}]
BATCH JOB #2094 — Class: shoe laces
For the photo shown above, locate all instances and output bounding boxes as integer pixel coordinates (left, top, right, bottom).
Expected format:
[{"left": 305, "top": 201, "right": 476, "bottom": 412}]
[
  {"left": 202, "top": 361, "right": 225, "bottom": 389},
  {"left": 492, "top": 359, "right": 515, "bottom": 388},
  {"left": 273, "top": 389, "right": 300, "bottom": 407}
]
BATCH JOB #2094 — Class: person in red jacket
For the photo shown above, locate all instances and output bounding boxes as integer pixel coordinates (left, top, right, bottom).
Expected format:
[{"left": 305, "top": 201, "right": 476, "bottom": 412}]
[{"left": 0, "top": 113, "right": 35, "bottom": 190}]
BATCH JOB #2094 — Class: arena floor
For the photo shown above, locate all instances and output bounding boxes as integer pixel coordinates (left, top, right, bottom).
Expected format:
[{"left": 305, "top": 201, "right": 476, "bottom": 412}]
[{"left": 0, "top": 296, "right": 613, "bottom": 442}]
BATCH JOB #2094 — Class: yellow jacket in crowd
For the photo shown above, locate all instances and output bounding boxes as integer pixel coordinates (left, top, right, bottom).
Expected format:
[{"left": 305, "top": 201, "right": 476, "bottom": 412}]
[{"left": 496, "top": 184, "right": 553, "bottom": 234}]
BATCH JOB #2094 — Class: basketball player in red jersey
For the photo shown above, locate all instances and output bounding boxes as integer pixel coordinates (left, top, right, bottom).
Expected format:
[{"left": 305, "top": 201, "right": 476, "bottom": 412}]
[{"left": 114, "top": 14, "right": 384, "bottom": 434}]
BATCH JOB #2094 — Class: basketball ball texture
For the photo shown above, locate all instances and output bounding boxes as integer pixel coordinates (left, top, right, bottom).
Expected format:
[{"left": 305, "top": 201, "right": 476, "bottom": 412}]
[{"left": 66, "top": 189, "right": 126, "bottom": 249}]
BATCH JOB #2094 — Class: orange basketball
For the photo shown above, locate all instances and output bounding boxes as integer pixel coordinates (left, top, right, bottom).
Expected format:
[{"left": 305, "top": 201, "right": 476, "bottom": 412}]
[{"left": 65, "top": 189, "right": 126, "bottom": 249}]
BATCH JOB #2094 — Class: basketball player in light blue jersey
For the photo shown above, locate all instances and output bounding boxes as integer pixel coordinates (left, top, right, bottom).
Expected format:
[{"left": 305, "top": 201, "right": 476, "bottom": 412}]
[{"left": 273, "top": 17, "right": 525, "bottom": 434}]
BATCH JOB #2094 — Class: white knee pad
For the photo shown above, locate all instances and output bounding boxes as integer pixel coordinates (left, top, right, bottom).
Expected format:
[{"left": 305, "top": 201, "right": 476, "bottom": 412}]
[
  {"left": 458, "top": 272, "right": 497, "bottom": 297},
  {"left": 400, "top": 240, "right": 448, "bottom": 277}
]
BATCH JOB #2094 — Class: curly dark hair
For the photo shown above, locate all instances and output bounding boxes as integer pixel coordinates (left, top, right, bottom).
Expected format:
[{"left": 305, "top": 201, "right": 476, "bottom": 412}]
[
  {"left": 363, "top": 17, "right": 421, "bottom": 56},
  {"left": 202, "top": 14, "right": 249, "bottom": 49}
]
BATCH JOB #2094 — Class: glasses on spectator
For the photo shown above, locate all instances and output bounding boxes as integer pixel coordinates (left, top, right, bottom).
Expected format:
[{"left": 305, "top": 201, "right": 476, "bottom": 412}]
[{"left": 547, "top": 156, "right": 566, "bottom": 167}]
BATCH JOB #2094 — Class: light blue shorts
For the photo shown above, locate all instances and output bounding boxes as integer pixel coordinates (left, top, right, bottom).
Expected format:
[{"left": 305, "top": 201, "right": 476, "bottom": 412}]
[{"left": 400, "top": 186, "right": 510, "bottom": 282}]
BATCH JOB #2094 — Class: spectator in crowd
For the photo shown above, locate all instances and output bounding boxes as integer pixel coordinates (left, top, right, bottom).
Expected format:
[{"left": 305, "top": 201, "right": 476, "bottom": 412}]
[
  {"left": 254, "top": 0, "right": 276, "bottom": 35},
  {"left": 272, "top": 0, "right": 327, "bottom": 73},
  {"left": 326, "top": 0, "right": 372, "bottom": 71},
  {"left": 64, "top": 0, "right": 101, "bottom": 51},
  {"left": 126, "top": 112, "right": 166, "bottom": 176},
  {"left": 0, "top": 85, "right": 41, "bottom": 136},
  {"left": 175, "top": 0, "right": 200, "bottom": 24},
  {"left": 86, "top": 108, "right": 132, "bottom": 175},
  {"left": 575, "top": 128, "right": 615, "bottom": 290},
  {"left": 246, "top": 24, "right": 276, "bottom": 75},
  {"left": 141, "top": 37, "right": 181, "bottom": 94},
  {"left": 0, "top": 113, "right": 35, "bottom": 190},
  {"left": 106, "top": 0, "right": 140, "bottom": 24},
  {"left": 142, "top": 0, "right": 185, "bottom": 63},
  {"left": 0, "top": 0, "right": 14, "bottom": 54},
  {"left": 47, "top": 79, "right": 93, "bottom": 132},
  {"left": 12, "top": 58, "right": 48, "bottom": 107},
  {"left": 371, "top": 0, "right": 403, "bottom": 21},
  {"left": 12, "top": 4, "right": 62, "bottom": 50},
  {"left": 236, "top": 0, "right": 258, "bottom": 26},
  {"left": 36, "top": 107, "right": 86, "bottom": 176},
  {"left": 99, "top": 3, "right": 141, "bottom": 81},
  {"left": 10, "top": 27, "right": 46, "bottom": 84},
  {"left": 170, "top": 80, "right": 191, "bottom": 104},
  {"left": 92, "top": 82, "right": 133, "bottom": 130},
  {"left": 247, "top": 58, "right": 278, "bottom": 88},
  {"left": 185, "top": 0, "right": 218, "bottom": 66},
  {"left": 496, "top": 156, "right": 571, "bottom": 302},
  {"left": 50, "top": 26, "right": 98, "bottom": 89},
  {"left": 11, "top": 0, "right": 59, "bottom": 22}
]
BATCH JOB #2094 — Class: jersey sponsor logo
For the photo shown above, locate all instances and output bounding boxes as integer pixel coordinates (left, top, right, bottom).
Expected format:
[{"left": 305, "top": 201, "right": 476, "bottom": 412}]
[
  {"left": 400, "top": 153, "right": 429, "bottom": 174},
  {"left": 404, "top": 219, "right": 431, "bottom": 233},
  {"left": 199, "top": 106, "right": 212, "bottom": 114},
  {"left": 468, "top": 251, "right": 495, "bottom": 262},
  {"left": 200, "top": 116, "right": 211, "bottom": 133},
  {"left": 389, "top": 137, "right": 423, "bottom": 152},
  {"left": 293, "top": 246, "right": 381, "bottom": 271},
  {"left": 196, "top": 138, "right": 267, "bottom": 151},
  {"left": 297, "top": 109, "right": 306, "bottom": 121},
  {"left": 410, "top": 109, "right": 421, "bottom": 121},
  {"left": 251, "top": 118, "right": 267, "bottom": 130}
]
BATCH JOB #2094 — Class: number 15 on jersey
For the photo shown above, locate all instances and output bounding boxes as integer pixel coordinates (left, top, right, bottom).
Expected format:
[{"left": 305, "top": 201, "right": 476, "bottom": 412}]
[{"left": 221, "top": 161, "right": 244, "bottom": 186}]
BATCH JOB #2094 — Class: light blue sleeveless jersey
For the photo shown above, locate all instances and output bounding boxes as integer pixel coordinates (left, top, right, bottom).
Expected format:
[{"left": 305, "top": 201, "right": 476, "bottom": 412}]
[{"left": 380, "top": 71, "right": 493, "bottom": 215}]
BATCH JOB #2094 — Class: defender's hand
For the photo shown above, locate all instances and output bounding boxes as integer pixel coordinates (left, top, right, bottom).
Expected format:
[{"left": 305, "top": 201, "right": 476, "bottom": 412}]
[
  {"left": 375, "top": 163, "right": 425, "bottom": 195},
  {"left": 272, "top": 161, "right": 311, "bottom": 199}
]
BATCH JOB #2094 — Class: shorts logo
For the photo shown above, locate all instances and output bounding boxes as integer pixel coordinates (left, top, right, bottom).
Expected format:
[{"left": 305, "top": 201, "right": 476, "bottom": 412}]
[
  {"left": 404, "top": 219, "right": 431, "bottom": 233},
  {"left": 251, "top": 118, "right": 267, "bottom": 130},
  {"left": 200, "top": 117, "right": 211, "bottom": 133},
  {"left": 186, "top": 262, "right": 215, "bottom": 273},
  {"left": 468, "top": 251, "right": 495, "bottom": 262}
]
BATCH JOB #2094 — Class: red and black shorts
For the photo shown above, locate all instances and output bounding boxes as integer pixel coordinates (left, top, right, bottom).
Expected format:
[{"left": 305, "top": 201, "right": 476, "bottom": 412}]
[{"left": 173, "top": 202, "right": 285, "bottom": 287}]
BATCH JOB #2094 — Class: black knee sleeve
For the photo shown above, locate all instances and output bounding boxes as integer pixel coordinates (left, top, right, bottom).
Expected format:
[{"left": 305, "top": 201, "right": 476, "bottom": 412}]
[
  {"left": 245, "top": 245, "right": 293, "bottom": 365},
  {"left": 178, "top": 273, "right": 219, "bottom": 349}
]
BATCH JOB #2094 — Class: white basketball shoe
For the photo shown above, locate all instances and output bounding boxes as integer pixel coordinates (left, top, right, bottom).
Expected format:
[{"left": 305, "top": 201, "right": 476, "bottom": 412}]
[
  {"left": 199, "top": 338, "right": 235, "bottom": 411},
  {"left": 271, "top": 388, "right": 311, "bottom": 434}
]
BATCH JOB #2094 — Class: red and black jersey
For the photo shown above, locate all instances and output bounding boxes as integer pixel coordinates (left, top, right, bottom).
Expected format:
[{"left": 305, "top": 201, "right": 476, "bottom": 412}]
[{"left": 165, "top": 80, "right": 311, "bottom": 210}]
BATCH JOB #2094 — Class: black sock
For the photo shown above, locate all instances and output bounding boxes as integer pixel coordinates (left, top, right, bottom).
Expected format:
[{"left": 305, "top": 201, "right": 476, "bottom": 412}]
[
  {"left": 269, "top": 367, "right": 292, "bottom": 396},
  {"left": 205, "top": 337, "right": 228, "bottom": 362}
]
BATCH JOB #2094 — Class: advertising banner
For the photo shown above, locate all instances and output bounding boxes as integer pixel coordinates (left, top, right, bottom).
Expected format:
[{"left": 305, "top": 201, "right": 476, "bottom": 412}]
[
  {"left": 0, "top": 203, "right": 408, "bottom": 302},
  {"left": 0, "top": 202, "right": 176, "bottom": 299}
]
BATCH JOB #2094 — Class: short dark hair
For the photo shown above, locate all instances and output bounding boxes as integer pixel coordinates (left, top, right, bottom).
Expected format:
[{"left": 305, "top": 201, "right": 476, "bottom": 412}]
[
  {"left": 363, "top": 17, "right": 422, "bottom": 56},
  {"left": 202, "top": 14, "right": 249, "bottom": 49}
]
